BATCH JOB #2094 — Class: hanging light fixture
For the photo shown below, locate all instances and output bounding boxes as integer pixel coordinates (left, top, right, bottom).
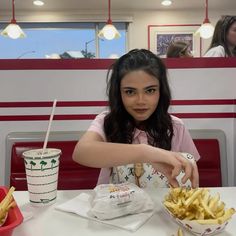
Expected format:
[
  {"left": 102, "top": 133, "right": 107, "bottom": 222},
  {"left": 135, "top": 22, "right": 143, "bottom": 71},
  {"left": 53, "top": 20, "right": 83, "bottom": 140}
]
[
  {"left": 1, "top": 0, "right": 26, "bottom": 39},
  {"left": 196, "top": 0, "right": 214, "bottom": 39},
  {"left": 98, "top": 0, "right": 121, "bottom": 40},
  {"left": 161, "top": 0, "right": 173, "bottom": 6},
  {"left": 33, "top": 0, "right": 45, "bottom": 6}
]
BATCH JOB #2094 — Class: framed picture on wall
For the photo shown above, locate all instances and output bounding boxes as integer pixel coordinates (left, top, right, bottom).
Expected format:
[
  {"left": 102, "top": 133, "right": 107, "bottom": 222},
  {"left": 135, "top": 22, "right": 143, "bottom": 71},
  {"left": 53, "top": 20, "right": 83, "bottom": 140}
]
[{"left": 148, "top": 24, "right": 202, "bottom": 57}]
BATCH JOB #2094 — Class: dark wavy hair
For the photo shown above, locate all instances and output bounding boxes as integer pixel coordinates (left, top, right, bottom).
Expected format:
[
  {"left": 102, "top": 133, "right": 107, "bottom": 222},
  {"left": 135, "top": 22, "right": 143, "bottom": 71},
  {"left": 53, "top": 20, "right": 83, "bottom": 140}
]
[
  {"left": 208, "top": 15, "right": 236, "bottom": 57},
  {"left": 104, "top": 49, "right": 173, "bottom": 150},
  {"left": 166, "top": 41, "right": 190, "bottom": 58}
]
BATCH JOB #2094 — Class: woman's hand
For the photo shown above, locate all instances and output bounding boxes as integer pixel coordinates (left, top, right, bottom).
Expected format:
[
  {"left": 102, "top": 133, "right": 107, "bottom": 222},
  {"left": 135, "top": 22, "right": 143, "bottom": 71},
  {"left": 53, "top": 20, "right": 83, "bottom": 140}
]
[{"left": 150, "top": 149, "right": 199, "bottom": 188}]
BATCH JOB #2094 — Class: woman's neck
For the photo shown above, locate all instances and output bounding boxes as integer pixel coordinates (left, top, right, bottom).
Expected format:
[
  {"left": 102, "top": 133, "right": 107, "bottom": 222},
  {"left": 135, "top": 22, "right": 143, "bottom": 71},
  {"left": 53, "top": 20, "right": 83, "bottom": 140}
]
[{"left": 135, "top": 121, "right": 146, "bottom": 131}]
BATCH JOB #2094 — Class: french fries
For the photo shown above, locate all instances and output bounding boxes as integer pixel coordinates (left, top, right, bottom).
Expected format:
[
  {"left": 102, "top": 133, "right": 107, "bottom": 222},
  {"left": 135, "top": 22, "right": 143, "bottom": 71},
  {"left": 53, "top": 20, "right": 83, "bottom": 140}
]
[
  {"left": 0, "top": 186, "right": 16, "bottom": 226},
  {"left": 164, "top": 188, "right": 235, "bottom": 225},
  {"left": 177, "top": 227, "right": 184, "bottom": 236}
]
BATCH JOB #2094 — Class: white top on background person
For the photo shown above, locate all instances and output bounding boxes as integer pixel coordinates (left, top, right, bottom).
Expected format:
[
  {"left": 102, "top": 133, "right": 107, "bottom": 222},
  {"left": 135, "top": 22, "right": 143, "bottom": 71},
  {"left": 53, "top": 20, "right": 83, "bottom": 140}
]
[
  {"left": 204, "top": 45, "right": 226, "bottom": 57},
  {"left": 204, "top": 15, "right": 236, "bottom": 57}
]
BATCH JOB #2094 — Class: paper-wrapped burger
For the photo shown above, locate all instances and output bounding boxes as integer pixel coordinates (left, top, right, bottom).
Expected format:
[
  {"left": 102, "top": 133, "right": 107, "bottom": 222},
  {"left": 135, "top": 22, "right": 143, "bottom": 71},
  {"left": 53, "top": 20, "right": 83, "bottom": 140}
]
[{"left": 89, "top": 182, "right": 154, "bottom": 220}]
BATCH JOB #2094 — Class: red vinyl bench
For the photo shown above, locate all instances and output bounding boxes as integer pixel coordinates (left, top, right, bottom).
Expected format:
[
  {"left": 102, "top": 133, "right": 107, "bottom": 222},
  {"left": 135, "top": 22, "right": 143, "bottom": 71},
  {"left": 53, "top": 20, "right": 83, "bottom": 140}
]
[
  {"left": 194, "top": 139, "right": 222, "bottom": 187},
  {"left": 6, "top": 129, "right": 227, "bottom": 190},
  {"left": 190, "top": 129, "right": 227, "bottom": 187},
  {"left": 6, "top": 131, "right": 100, "bottom": 190},
  {"left": 10, "top": 141, "right": 100, "bottom": 190}
]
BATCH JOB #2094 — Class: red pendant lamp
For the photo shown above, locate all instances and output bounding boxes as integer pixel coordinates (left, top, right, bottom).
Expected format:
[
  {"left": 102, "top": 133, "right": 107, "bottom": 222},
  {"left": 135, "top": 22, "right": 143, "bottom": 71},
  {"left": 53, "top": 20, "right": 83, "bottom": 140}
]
[
  {"left": 197, "top": 0, "right": 214, "bottom": 39},
  {"left": 98, "top": 0, "right": 121, "bottom": 40},
  {"left": 1, "top": 0, "right": 26, "bottom": 39}
]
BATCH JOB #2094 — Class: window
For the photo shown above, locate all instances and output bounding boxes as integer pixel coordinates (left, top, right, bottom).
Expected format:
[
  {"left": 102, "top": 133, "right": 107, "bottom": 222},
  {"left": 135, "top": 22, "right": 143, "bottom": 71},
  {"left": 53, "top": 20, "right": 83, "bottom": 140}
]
[{"left": 0, "top": 22, "right": 128, "bottom": 59}]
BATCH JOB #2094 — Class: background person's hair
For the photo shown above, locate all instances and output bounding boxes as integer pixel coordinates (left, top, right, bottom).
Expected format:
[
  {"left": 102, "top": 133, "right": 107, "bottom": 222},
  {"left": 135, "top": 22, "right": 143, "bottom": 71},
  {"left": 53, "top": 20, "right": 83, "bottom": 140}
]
[
  {"left": 104, "top": 49, "right": 173, "bottom": 150},
  {"left": 166, "top": 41, "right": 189, "bottom": 58},
  {"left": 208, "top": 15, "right": 236, "bottom": 57}
]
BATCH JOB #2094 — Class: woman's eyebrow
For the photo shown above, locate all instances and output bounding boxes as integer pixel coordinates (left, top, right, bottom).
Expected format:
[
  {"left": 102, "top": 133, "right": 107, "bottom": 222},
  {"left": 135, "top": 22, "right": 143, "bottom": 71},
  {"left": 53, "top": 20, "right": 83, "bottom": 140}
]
[
  {"left": 121, "top": 86, "right": 136, "bottom": 89},
  {"left": 121, "top": 85, "right": 159, "bottom": 90},
  {"left": 144, "top": 85, "right": 159, "bottom": 89}
]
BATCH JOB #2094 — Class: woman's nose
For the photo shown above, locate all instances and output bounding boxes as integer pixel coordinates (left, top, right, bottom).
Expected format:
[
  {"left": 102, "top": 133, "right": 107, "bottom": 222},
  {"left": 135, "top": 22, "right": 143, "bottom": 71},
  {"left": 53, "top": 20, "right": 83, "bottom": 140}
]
[{"left": 136, "top": 93, "right": 145, "bottom": 103}]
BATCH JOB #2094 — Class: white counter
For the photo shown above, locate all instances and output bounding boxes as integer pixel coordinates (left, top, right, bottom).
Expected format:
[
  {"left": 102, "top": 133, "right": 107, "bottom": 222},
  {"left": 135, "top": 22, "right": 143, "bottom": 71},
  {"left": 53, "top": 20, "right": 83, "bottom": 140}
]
[{"left": 13, "top": 187, "right": 236, "bottom": 236}]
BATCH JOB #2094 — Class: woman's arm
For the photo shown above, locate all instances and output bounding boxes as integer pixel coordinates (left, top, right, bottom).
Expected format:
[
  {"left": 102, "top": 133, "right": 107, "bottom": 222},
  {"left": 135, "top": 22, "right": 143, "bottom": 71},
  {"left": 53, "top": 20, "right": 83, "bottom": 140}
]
[
  {"left": 73, "top": 131, "right": 154, "bottom": 167},
  {"left": 72, "top": 131, "right": 199, "bottom": 187}
]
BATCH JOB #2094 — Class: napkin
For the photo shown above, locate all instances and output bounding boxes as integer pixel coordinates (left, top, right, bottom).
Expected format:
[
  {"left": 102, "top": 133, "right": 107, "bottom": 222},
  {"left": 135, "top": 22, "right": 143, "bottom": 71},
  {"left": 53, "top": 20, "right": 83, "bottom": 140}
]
[{"left": 55, "top": 192, "right": 154, "bottom": 232}]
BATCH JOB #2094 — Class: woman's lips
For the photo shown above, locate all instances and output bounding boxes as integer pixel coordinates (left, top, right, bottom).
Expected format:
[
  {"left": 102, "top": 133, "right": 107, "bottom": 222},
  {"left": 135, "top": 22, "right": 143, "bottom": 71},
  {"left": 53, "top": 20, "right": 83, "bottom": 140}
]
[{"left": 134, "top": 109, "right": 148, "bottom": 113}]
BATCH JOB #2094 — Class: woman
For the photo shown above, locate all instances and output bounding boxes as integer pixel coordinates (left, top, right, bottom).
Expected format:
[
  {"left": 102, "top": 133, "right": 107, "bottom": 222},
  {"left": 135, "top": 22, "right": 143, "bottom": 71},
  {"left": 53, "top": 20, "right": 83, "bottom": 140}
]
[
  {"left": 204, "top": 15, "right": 236, "bottom": 57},
  {"left": 73, "top": 49, "right": 199, "bottom": 188}
]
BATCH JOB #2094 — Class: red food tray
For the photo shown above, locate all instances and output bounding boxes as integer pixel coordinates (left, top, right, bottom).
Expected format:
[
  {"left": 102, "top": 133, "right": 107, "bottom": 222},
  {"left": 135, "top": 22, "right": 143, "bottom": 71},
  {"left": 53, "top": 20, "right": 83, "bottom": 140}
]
[{"left": 0, "top": 186, "right": 23, "bottom": 236}]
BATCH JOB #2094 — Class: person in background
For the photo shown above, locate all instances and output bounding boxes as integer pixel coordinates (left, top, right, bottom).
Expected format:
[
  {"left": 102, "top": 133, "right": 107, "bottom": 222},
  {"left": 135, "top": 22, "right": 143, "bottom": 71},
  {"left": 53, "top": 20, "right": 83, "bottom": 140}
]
[
  {"left": 166, "top": 41, "right": 193, "bottom": 58},
  {"left": 204, "top": 15, "right": 236, "bottom": 57},
  {"left": 73, "top": 49, "right": 199, "bottom": 189}
]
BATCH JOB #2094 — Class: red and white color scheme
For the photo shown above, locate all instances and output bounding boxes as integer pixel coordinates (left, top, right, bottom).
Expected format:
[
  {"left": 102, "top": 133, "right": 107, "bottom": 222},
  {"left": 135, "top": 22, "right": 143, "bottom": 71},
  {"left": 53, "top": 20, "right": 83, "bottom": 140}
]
[{"left": 0, "top": 58, "right": 235, "bottom": 186}]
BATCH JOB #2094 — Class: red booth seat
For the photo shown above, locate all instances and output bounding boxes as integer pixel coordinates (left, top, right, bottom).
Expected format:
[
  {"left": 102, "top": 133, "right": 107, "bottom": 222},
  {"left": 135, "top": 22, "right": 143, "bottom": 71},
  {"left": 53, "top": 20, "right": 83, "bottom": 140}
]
[
  {"left": 10, "top": 141, "right": 100, "bottom": 190},
  {"left": 194, "top": 139, "right": 222, "bottom": 187},
  {"left": 7, "top": 129, "right": 227, "bottom": 190}
]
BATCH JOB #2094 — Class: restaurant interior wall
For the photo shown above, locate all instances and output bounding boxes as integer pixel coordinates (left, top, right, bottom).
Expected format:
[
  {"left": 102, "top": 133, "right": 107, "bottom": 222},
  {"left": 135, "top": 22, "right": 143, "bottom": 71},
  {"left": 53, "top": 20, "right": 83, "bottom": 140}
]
[
  {"left": 0, "top": 59, "right": 235, "bottom": 187},
  {"left": 1, "top": 7, "right": 236, "bottom": 56}
]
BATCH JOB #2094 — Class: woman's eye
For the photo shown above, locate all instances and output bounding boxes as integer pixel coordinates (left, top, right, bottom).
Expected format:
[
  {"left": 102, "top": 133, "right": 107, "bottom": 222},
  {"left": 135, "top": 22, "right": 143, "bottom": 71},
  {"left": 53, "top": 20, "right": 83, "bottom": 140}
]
[
  {"left": 146, "top": 88, "right": 156, "bottom": 94},
  {"left": 124, "top": 90, "right": 135, "bottom": 95}
]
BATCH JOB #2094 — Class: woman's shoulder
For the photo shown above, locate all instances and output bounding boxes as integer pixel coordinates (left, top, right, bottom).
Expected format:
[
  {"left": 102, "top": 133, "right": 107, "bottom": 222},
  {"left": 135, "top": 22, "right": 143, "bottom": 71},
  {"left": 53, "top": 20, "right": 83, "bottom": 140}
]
[
  {"left": 88, "top": 110, "right": 109, "bottom": 140},
  {"left": 89, "top": 110, "right": 109, "bottom": 127},
  {"left": 170, "top": 115, "right": 184, "bottom": 126},
  {"left": 204, "top": 45, "right": 225, "bottom": 57},
  {"left": 170, "top": 115, "right": 187, "bottom": 133},
  {"left": 95, "top": 110, "right": 109, "bottom": 119}
]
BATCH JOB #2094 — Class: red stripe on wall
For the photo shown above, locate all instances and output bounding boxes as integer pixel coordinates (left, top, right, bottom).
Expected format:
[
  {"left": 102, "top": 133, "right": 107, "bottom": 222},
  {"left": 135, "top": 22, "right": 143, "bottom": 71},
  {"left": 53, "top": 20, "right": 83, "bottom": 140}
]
[
  {"left": 0, "top": 101, "right": 109, "bottom": 108},
  {"left": 0, "top": 59, "right": 114, "bottom": 70},
  {"left": 171, "top": 99, "right": 236, "bottom": 105},
  {"left": 0, "top": 58, "right": 236, "bottom": 69},
  {"left": 164, "top": 57, "right": 236, "bottom": 68},
  {"left": 0, "top": 113, "right": 235, "bottom": 121},
  {"left": 173, "top": 113, "right": 235, "bottom": 119},
  {"left": 0, "top": 99, "right": 234, "bottom": 108},
  {"left": 0, "top": 114, "right": 97, "bottom": 121}
]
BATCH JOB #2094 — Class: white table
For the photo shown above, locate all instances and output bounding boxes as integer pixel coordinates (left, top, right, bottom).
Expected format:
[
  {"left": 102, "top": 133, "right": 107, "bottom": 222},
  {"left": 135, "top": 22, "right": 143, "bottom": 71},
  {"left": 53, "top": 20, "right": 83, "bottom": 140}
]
[{"left": 13, "top": 187, "right": 236, "bottom": 236}]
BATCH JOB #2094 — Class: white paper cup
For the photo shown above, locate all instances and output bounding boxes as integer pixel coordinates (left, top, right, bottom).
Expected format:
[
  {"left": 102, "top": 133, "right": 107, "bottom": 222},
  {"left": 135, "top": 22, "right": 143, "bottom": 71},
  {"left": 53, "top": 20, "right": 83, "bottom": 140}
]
[{"left": 22, "top": 148, "right": 61, "bottom": 207}]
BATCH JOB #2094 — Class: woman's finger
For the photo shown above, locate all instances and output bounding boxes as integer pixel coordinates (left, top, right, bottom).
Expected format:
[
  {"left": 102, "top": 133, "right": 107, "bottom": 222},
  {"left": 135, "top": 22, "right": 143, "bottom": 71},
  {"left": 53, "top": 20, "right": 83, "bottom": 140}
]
[
  {"left": 171, "top": 164, "right": 182, "bottom": 179},
  {"left": 174, "top": 153, "right": 192, "bottom": 184},
  {"left": 191, "top": 162, "right": 199, "bottom": 188},
  {"left": 151, "top": 162, "right": 180, "bottom": 187},
  {"left": 168, "top": 177, "right": 180, "bottom": 188}
]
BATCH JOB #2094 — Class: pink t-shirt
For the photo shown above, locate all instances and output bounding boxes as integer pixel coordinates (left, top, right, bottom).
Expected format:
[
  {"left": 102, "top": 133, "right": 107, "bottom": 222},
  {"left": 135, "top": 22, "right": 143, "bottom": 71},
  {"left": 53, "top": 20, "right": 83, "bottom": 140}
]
[{"left": 88, "top": 111, "right": 200, "bottom": 185}]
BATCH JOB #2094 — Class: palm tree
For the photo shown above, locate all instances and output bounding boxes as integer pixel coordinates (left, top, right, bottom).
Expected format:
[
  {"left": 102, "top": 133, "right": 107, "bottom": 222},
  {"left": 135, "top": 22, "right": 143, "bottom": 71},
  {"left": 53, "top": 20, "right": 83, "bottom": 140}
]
[
  {"left": 51, "top": 159, "right": 57, "bottom": 168},
  {"left": 30, "top": 161, "right": 36, "bottom": 170},
  {"left": 40, "top": 160, "right": 47, "bottom": 171},
  {"left": 81, "top": 50, "right": 95, "bottom": 58}
]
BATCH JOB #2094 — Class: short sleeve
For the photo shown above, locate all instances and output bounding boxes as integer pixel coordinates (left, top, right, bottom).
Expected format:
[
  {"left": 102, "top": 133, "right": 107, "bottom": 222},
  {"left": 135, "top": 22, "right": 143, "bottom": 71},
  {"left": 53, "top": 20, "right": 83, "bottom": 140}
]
[
  {"left": 88, "top": 111, "right": 111, "bottom": 184},
  {"left": 171, "top": 116, "right": 200, "bottom": 161},
  {"left": 88, "top": 111, "right": 108, "bottom": 141}
]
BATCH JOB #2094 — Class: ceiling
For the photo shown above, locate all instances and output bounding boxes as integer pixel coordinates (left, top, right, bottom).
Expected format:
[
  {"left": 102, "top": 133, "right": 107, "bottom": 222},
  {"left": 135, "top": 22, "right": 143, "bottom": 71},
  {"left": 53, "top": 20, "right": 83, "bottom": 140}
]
[{"left": 1, "top": 0, "right": 236, "bottom": 12}]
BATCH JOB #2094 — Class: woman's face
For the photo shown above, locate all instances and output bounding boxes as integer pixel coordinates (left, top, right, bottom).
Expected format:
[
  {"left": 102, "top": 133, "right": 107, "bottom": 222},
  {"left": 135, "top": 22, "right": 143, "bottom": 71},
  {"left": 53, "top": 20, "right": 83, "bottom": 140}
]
[
  {"left": 227, "top": 21, "right": 236, "bottom": 47},
  {"left": 120, "top": 70, "right": 160, "bottom": 124}
]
